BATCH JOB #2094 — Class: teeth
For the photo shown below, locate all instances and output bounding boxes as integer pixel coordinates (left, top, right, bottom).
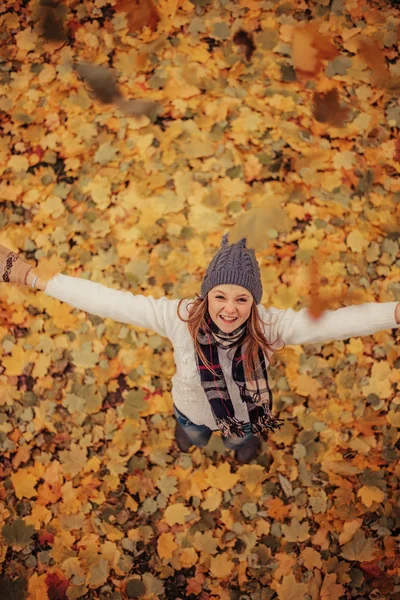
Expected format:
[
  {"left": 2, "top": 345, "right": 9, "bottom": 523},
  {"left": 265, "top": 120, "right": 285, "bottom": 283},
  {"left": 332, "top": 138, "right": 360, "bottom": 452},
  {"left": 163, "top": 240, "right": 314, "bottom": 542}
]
[{"left": 221, "top": 316, "right": 237, "bottom": 321}]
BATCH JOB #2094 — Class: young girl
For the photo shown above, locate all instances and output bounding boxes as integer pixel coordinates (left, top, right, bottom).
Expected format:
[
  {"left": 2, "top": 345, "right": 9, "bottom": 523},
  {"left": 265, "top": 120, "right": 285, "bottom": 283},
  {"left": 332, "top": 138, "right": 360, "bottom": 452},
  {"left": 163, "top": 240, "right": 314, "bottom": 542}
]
[{"left": 1, "top": 235, "right": 399, "bottom": 464}]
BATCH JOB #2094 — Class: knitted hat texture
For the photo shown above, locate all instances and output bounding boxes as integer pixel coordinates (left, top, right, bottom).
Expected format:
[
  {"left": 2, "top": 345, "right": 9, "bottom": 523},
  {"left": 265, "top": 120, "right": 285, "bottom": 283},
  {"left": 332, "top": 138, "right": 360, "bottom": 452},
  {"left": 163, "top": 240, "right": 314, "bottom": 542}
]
[{"left": 200, "top": 233, "right": 263, "bottom": 304}]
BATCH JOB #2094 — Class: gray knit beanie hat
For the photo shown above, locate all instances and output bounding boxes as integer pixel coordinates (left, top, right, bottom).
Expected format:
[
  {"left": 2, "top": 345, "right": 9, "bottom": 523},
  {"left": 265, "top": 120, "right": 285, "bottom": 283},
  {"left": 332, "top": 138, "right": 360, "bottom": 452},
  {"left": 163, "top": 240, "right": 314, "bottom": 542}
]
[{"left": 200, "top": 233, "right": 263, "bottom": 304}]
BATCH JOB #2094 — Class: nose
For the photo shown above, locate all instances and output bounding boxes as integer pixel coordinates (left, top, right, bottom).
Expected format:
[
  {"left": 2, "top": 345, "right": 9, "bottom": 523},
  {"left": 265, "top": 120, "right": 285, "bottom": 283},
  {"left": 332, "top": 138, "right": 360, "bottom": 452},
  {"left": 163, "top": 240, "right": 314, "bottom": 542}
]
[{"left": 224, "top": 304, "right": 237, "bottom": 314}]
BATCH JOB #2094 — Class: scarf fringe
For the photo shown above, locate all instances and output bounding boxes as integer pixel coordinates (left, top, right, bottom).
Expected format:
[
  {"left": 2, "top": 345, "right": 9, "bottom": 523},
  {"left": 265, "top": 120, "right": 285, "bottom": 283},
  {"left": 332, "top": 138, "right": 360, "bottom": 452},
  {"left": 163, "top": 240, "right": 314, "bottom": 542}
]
[
  {"left": 216, "top": 412, "right": 285, "bottom": 439},
  {"left": 250, "top": 413, "right": 285, "bottom": 436},
  {"left": 215, "top": 415, "right": 246, "bottom": 438}
]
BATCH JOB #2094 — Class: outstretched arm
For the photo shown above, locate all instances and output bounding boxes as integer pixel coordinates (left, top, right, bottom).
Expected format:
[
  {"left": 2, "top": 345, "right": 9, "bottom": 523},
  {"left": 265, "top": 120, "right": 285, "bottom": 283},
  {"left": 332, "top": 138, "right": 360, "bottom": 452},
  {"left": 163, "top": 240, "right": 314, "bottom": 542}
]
[
  {"left": 259, "top": 301, "right": 400, "bottom": 348},
  {"left": 0, "top": 244, "right": 180, "bottom": 340}
]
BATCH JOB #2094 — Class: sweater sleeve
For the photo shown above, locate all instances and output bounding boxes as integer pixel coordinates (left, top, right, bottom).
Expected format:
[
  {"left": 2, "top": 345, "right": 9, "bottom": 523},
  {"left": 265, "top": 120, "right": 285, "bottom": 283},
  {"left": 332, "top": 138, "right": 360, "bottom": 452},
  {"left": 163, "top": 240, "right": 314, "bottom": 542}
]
[
  {"left": 258, "top": 302, "right": 399, "bottom": 347},
  {"left": 44, "top": 273, "right": 180, "bottom": 339}
]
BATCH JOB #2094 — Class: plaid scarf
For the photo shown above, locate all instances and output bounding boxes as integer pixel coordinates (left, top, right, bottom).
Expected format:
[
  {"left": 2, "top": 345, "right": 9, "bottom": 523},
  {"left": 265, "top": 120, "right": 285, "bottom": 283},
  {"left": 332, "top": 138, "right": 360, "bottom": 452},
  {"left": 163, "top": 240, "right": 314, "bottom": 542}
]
[{"left": 195, "top": 313, "right": 284, "bottom": 439}]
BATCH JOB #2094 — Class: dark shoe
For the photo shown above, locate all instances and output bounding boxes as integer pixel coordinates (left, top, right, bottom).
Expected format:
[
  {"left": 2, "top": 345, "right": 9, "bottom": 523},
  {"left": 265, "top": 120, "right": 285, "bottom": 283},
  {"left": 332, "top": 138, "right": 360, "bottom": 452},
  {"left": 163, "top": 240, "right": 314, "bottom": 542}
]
[
  {"left": 234, "top": 437, "right": 262, "bottom": 464},
  {"left": 175, "top": 422, "right": 193, "bottom": 452}
]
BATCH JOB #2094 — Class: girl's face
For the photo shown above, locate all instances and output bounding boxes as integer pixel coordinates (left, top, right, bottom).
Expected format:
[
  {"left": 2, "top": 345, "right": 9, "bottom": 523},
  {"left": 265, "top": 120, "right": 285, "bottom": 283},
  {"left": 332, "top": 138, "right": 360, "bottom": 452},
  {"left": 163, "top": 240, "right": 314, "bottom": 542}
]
[{"left": 207, "top": 284, "right": 254, "bottom": 332}]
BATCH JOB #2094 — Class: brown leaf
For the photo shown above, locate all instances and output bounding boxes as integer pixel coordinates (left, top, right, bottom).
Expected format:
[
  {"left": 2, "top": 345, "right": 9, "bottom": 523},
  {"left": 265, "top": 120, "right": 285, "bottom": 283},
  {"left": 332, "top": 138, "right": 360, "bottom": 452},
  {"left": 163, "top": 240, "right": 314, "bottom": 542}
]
[
  {"left": 114, "top": 0, "right": 160, "bottom": 33},
  {"left": 312, "top": 88, "right": 350, "bottom": 127},
  {"left": 37, "top": 0, "right": 68, "bottom": 42}
]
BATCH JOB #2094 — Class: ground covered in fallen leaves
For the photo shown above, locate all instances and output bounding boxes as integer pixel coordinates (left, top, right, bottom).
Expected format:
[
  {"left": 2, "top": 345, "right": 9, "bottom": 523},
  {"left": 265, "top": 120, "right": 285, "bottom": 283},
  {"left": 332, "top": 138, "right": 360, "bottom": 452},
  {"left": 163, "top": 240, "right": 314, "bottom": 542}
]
[{"left": 0, "top": 0, "right": 400, "bottom": 598}]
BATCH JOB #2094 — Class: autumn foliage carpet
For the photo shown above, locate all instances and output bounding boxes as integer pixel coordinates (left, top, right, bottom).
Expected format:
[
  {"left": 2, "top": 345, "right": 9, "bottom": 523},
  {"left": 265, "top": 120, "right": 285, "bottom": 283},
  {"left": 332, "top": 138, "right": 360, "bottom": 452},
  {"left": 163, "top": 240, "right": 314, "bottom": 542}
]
[{"left": 0, "top": 0, "right": 400, "bottom": 599}]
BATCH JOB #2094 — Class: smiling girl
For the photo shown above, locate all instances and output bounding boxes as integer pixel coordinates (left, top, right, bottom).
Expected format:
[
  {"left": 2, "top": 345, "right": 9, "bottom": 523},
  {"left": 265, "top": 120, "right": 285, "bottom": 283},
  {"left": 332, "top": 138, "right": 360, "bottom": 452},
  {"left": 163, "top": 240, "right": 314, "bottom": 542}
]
[{"left": 1, "top": 234, "right": 399, "bottom": 464}]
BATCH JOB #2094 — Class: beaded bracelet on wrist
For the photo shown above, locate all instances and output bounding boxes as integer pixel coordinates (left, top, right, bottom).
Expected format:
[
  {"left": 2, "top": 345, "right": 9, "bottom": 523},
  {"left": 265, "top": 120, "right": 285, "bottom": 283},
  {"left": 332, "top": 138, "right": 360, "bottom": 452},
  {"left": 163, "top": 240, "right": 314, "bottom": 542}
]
[{"left": 2, "top": 252, "right": 18, "bottom": 282}]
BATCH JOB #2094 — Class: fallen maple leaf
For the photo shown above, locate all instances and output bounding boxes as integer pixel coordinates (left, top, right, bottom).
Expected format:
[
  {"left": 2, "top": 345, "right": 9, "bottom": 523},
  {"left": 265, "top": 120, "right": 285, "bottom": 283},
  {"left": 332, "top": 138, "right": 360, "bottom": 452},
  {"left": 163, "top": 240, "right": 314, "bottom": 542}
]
[
  {"left": 312, "top": 88, "right": 350, "bottom": 128},
  {"left": 45, "top": 572, "right": 69, "bottom": 600}
]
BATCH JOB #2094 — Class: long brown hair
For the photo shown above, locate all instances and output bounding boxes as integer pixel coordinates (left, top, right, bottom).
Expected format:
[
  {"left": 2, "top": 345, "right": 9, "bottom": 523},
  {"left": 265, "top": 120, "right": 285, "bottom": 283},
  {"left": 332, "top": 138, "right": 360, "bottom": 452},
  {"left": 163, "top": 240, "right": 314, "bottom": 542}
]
[{"left": 177, "top": 294, "right": 285, "bottom": 381}]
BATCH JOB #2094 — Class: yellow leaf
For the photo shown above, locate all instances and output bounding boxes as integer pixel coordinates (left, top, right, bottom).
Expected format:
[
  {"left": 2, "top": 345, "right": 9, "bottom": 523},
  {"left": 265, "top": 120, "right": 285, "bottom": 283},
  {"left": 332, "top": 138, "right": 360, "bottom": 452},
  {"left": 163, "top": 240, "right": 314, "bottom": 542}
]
[
  {"left": 11, "top": 470, "right": 38, "bottom": 500},
  {"left": 209, "top": 553, "right": 235, "bottom": 579},
  {"left": 157, "top": 532, "right": 177, "bottom": 559},
  {"left": 205, "top": 462, "right": 239, "bottom": 492},
  {"left": 1, "top": 344, "right": 26, "bottom": 376},
  {"left": 59, "top": 444, "right": 87, "bottom": 477},
  {"left": 31, "top": 353, "right": 51, "bottom": 379},
  {"left": 275, "top": 572, "right": 308, "bottom": 600},
  {"left": 35, "top": 253, "right": 65, "bottom": 281},
  {"left": 44, "top": 300, "right": 79, "bottom": 330},
  {"left": 99, "top": 522, "right": 124, "bottom": 541},
  {"left": 292, "top": 373, "right": 322, "bottom": 399},
  {"left": 338, "top": 519, "right": 363, "bottom": 545},
  {"left": 15, "top": 28, "right": 37, "bottom": 51},
  {"left": 61, "top": 557, "right": 85, "bottom": 579},
  {"left": 357, "top": 485, "right": 385, "bottom": 508},
  {"left": 42, "top": 196, "right": 66, "bottom": 218},
  {"left": 346, "top": 230, "right": 369, "bottom": 253},
  {"left": 386, "top": 410, "right": 400, "bottom": 427},
  {"left": 179, "top": 547, "right": 198, "bottom": 568},
  {"left": 163, "top": 503, "right": 191, "bottom": 526},
  {"left": 25, "top": 505, "right": 52, "bottom": 530},
  {"left": 346, "top": 338, "right": 364, "bottom": 355},
  {"left": 83, "top": 176, "right": 112, "bottom": 210},
  {"left": 27, "top": 573, "right": 49, "bottom": 600},
  {"left": 7, "top": 155, "right": 29, "bottom": 172},
  {"left": 201, "top": 489, "right": 222, "bottom": 512}
]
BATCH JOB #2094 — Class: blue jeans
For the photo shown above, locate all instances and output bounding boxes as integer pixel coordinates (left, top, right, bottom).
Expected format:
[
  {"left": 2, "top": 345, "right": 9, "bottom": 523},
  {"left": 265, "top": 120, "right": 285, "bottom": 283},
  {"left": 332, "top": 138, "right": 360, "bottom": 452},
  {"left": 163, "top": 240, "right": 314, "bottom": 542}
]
[{"left": 173, "top": 405, "right": 255, "bottom": 450}]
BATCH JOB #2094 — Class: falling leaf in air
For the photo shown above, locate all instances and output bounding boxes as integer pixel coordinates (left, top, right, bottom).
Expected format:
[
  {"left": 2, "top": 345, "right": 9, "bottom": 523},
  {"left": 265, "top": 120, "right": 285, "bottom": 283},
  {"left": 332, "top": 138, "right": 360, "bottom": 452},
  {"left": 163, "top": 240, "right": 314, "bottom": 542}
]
[
  {"left": 229, "top": 205, "right": 292, "bottom": 251},
  {"left": 312, "top": 88, "right": 350, "bottom": 127},
  {"left": 38, "top": 0, "right": 68, "bottom": 42},
  {"left": 233, "top": 29, "right": 256, "bottom": 61},
  {"left": 292, "top": 21, "right": 339, "bottom": 78},
  {"left": 115, "top": 98, "right": 161, "bottom": 120},
  {"left": 307, "top": 256, "right": 366, "bottom": 321},
  {"left": 114, "top": 0, "right": 160, "bottom": 33},
  {"left": 358, "top": 39, "right": 390, "bottom": 87},
  {"left": 74, "top": 62, "right": 160, "bottom": 118},
  {"left": 74, "top": 62, "right": 122, "bottom": 104}
]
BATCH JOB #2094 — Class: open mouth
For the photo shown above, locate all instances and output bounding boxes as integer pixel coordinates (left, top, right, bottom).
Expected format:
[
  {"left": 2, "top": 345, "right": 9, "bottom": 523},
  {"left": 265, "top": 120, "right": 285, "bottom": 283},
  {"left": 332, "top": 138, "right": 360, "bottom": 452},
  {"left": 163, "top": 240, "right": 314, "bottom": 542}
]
[{"left": 220, "top": 316, "right": 238, "bottom": 323}]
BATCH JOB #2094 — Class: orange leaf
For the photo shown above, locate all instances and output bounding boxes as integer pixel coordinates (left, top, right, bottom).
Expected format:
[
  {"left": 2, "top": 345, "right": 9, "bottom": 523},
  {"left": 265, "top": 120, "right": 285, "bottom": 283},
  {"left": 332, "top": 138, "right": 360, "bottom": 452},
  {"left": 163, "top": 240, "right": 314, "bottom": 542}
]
[
  {"left": 292, "top": 22, "right": 339, "bottom": 78},
  {"left": 358, "top": 40, "right": 390, "bottom": 86},
  {"left": 114, "top": 0, "right": 160, "bottom": 32}
]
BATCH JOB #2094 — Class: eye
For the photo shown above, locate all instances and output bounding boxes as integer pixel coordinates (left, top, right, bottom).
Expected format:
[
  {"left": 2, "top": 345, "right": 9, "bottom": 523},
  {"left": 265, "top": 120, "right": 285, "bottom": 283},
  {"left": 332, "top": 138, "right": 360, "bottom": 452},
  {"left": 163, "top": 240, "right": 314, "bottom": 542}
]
[{"left": 215, "top": 295, "right": 247, "bottom": 302}]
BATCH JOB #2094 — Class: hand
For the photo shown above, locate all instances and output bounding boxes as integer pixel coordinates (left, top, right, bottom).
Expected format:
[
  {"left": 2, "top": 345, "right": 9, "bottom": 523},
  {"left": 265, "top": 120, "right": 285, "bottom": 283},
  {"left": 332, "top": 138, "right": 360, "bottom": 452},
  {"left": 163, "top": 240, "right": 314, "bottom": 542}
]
[{"left": 0, "top": 244, "right": 33, "bottom": 285}]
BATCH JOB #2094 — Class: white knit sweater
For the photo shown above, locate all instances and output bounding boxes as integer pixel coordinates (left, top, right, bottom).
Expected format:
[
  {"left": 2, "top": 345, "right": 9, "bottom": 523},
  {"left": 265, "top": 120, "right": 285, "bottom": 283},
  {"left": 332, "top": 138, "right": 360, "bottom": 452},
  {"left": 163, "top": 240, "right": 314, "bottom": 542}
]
[{"left": 45, "top": 274, "right": 399, "bottom": 430}]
